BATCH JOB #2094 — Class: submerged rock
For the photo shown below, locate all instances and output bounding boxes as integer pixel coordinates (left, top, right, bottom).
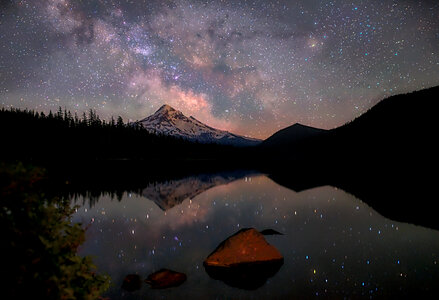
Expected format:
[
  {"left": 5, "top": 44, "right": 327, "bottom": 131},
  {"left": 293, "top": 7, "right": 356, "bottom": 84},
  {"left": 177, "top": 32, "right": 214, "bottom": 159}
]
[
  {"left": 145, "top": 269, "right": 187, "bottom": 289},
  {"left": 203, "top": 228, "right": 284, "bottom": 289},
  {"left": 121, "top": 274, "right": 142, "bottom": 292}
]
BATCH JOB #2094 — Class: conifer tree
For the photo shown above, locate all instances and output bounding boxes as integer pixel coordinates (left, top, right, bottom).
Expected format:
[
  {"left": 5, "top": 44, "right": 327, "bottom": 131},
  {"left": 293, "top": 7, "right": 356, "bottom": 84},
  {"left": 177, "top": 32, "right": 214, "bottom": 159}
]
[{"left": 116, "top": 116, "right": 124, "bottom": 128}]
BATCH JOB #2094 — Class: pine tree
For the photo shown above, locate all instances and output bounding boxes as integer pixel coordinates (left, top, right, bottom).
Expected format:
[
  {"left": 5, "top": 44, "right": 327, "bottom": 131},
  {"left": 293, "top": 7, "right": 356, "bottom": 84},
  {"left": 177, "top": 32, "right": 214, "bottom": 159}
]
[
  {"left": 57, "top": 107, "right": 63, "bottom": 120},
  {"left": 67, "top": 111, "right": 73, "bottom": 127},
  {"left": 116, "top": 116, "right": 124, "bottom": 128},
  {"left": 88, "top": 109, "right": 94, "bottom": 126}
]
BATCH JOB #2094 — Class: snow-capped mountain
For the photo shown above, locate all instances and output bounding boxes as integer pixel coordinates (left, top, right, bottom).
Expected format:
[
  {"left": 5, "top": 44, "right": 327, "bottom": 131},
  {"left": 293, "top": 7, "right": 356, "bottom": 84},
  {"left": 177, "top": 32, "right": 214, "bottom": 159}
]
[{"left": 136, "top": 104, "right": 261, "bottom": 146}]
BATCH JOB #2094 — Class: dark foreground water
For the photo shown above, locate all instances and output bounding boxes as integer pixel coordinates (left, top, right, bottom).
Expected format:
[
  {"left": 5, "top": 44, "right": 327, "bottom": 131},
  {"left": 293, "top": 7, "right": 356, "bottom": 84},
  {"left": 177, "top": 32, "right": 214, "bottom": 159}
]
[{"left": 72, "top": 174, "right": 439, "bottom": 299}]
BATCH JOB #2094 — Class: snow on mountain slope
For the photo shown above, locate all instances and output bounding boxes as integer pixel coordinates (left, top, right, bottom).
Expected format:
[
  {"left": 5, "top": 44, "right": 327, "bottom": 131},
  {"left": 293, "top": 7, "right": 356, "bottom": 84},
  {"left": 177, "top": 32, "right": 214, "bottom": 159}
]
[{"left": 136, "top": 104, "right": 261, "bottom": 146}]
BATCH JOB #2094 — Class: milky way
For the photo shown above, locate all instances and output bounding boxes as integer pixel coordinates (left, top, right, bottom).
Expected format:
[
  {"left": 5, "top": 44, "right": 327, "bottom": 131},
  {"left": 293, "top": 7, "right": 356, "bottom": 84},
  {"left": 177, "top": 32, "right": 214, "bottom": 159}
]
[{"left": 1, "top": 0, "right": 438, "bottom": 138}]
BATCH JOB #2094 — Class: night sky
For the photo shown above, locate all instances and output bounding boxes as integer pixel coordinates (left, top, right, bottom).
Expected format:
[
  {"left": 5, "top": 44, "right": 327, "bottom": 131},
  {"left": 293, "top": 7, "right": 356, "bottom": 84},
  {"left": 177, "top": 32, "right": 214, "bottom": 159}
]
[{"left": 1, "top": 0, "right": 438, "bottom": 139}]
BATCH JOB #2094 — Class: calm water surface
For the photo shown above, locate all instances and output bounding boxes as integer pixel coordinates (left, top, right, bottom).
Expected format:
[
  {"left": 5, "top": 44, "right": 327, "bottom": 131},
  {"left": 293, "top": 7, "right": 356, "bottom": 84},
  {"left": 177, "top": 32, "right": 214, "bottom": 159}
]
[{"left": 72, "top": 174, "right": 439, "bottom": 299}]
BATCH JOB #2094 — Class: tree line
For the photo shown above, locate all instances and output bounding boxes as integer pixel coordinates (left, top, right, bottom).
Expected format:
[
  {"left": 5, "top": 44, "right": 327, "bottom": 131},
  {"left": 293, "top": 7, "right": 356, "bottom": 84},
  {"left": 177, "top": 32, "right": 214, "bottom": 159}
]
[
  {"left": 0, "top": 106, "right": 241, "bottom": 162},
  {"left": 1, "top": 106, "right": 137, "bottom": 130}
]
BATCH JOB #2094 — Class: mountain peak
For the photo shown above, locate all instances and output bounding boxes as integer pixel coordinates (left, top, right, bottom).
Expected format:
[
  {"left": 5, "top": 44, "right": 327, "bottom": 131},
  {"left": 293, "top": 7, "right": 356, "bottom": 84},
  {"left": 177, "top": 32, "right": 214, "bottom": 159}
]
[
  {"left": 156, "top": 104, "right": 177, "bottom": 114},
  {"left": 261, "top": 123, "right": 326, "bottom": 147},
  {"left": 136, "top": 105, "right": 261, "bottom": 146},
  {"left": 290, "top": 123, "right": 314, "bottom": 129}
]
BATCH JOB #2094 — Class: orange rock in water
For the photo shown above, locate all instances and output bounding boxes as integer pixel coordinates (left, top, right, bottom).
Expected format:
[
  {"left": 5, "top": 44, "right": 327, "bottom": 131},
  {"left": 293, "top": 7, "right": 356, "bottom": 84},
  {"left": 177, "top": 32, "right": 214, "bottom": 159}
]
[
  {"left": 203, "top": 228, "right": 284, "bottom": 290},
  {"left": 204, "top": 228, "right": 283, "bottom": 267}
]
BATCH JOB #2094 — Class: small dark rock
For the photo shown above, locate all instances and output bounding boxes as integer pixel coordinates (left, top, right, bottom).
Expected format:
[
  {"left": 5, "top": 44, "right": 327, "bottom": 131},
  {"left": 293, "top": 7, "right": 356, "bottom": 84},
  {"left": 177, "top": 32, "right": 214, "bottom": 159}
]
[
  {"left": 121, "top": 274, "right": 142, "bottom": 292},
  {"left": 145, "top": 269, "right": 187, "bottom": 289}
]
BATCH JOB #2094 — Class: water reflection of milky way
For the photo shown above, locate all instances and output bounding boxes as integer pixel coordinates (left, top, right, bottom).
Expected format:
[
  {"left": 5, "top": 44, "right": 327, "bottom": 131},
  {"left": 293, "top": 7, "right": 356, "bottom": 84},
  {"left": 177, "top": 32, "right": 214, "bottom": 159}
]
[{"left": 72, "top": 174, "right": 439, "bottom": 299}]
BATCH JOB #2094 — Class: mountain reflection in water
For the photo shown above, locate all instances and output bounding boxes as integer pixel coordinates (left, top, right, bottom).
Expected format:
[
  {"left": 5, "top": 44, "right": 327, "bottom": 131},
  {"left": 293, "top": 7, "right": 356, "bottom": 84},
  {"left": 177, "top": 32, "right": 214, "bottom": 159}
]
[
  {"left": 72, "top": 172, "right": 439, "bottom": 299},
  {"left": 141, "top": 171, "right": 252, "bottom": 211}
]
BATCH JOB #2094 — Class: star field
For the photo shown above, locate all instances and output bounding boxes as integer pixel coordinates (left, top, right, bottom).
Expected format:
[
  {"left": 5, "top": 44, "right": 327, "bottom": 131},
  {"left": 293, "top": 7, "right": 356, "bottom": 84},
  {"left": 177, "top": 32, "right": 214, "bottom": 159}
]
[{"left": 1, "top": 0, "right": 438, "bottom": 138}]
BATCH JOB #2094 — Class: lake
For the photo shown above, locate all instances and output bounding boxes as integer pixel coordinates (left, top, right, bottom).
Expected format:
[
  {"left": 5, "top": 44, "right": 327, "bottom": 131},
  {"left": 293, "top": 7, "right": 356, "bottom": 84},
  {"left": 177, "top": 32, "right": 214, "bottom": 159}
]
[{"left": 72, "top": 172, "right": 439, "bottom": 299}]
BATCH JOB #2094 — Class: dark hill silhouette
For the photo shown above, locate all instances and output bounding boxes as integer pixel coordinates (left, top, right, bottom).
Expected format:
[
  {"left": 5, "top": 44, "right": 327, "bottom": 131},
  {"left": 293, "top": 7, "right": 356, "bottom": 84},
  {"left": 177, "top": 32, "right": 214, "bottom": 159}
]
[
  {"left": 328, "top": 86, "right": 439, "bottom": 165},
  {"left": 260, "top": 86, "right": 439, "bottom": 168},
  {"left": 261, "top": 123, "right": 326, "bottom": 148}
]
